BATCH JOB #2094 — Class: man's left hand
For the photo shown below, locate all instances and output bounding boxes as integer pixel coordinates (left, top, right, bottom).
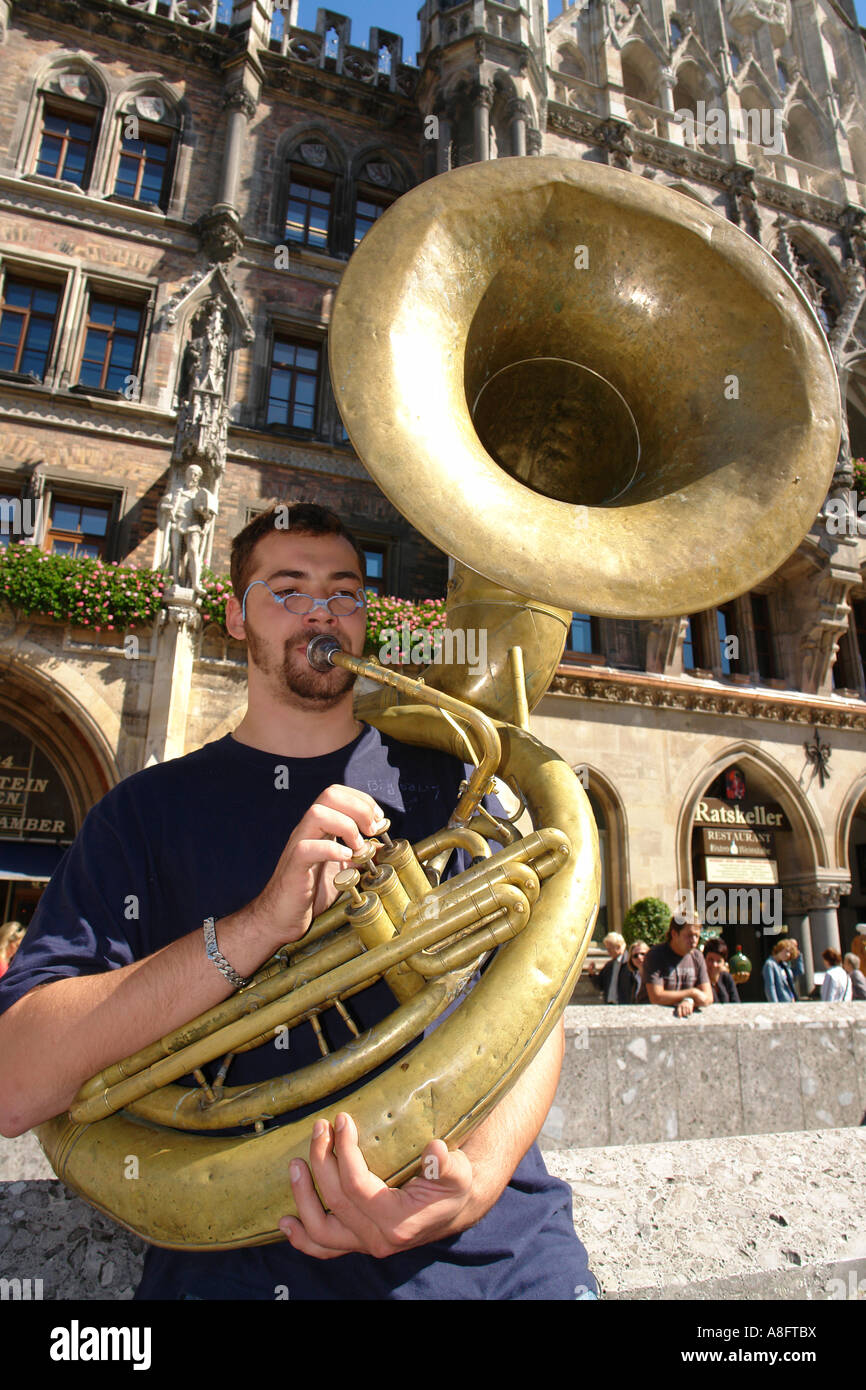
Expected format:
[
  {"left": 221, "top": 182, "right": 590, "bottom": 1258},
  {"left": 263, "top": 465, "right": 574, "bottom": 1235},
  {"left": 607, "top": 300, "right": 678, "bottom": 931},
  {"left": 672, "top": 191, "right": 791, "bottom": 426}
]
[{"left": 280, "top": 1112, "right": 478, "bottom": 1259}]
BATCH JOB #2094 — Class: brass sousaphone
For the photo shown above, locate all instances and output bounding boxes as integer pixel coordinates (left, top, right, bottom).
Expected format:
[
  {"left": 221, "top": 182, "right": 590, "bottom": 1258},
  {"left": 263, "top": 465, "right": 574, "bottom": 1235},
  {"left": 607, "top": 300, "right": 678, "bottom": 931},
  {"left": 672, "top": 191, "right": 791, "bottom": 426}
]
[{"left": 36, "top": 159, "right": 840, "bottom": 1247}]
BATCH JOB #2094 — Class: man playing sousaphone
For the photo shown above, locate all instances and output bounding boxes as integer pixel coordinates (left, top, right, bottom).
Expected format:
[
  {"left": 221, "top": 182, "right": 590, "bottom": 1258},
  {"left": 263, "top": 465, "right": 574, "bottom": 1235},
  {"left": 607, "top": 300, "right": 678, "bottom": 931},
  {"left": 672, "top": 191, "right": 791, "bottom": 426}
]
[{"left": 0, "top": 504, "right": 597, "bottom": 1301}]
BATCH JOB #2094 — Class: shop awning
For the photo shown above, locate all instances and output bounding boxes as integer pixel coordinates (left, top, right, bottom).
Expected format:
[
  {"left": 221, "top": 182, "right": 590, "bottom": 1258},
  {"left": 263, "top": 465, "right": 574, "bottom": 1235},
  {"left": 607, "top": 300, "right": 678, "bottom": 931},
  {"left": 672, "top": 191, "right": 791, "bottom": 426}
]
[{"left": 0, "top": 841, "right": 67, "bottom": 881}]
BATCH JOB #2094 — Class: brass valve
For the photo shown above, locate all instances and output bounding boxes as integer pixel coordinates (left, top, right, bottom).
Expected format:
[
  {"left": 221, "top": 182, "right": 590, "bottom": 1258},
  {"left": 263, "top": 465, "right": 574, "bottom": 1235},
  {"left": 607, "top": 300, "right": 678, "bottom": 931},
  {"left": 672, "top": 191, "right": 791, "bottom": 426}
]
[{"left": 333, "top": 868, "right": 364, "bottom": 905}]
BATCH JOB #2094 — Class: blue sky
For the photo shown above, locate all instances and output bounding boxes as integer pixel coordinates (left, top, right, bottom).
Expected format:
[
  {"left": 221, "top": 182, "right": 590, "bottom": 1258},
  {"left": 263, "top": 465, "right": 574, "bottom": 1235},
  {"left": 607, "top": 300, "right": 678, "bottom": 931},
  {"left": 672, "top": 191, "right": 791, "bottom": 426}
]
[
  {"left": 281, "top": 1, "right": 866, "bottom": 64},
  {"left": 293, "top": 0, "right": 421, "bottom": 58}
]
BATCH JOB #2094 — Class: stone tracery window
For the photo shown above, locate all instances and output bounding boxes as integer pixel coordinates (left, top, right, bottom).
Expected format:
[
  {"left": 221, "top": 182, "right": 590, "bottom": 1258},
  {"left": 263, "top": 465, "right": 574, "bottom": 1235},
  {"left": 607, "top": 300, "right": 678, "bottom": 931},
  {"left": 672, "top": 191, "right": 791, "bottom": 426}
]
[
  {"left": 20, "top": 62, "right": 184, "bottom": 209},
  {"left": 277, "top": 137, "right": 345, "bottom": 256},
  {"left": 35, "top": 106, "right": 98, "bottom": 186},
  {"left": 27, "top": 68, "right": 106, "bottom": 191},
  {"left": 285, "top": 173, "right": 332, "bottom": 250},
  {"left": 110, "top": 91, "right": 183, "bottom": 211},
  {"left": 353, "top": 191, "right": 387, "bottom": 246},
  {"left": 787, "top": 241, "right": 838, "bottom": 334}
]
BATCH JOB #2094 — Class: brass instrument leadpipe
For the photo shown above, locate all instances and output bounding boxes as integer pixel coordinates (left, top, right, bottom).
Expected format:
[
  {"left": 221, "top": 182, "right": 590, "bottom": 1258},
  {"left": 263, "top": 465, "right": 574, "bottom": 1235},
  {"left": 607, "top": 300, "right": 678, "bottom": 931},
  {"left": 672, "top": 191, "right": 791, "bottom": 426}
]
[{"left": 306, "top": 635, "right": 500, "bottom": 826}]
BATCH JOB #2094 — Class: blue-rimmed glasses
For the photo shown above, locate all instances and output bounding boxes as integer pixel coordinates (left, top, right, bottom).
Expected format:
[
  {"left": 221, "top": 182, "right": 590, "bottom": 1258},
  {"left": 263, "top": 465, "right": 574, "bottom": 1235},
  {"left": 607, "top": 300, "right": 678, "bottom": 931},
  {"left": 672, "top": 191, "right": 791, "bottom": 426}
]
[{"left": 241, "top": 581, "right": 367, "bottom": 623}]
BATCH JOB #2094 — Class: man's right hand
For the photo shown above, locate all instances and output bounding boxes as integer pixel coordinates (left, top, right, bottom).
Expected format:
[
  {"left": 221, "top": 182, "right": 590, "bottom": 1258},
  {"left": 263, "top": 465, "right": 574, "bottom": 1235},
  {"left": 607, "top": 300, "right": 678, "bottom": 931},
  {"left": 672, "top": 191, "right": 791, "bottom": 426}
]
[{"left": 248, "top": 785, "right": 388, "bottom": 951}]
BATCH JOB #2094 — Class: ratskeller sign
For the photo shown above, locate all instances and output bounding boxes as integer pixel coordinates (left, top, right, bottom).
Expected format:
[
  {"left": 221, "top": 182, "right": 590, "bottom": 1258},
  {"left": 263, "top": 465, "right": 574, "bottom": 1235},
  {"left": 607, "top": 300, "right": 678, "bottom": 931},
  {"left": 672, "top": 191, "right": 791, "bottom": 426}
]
[{"left": 694, "top": 798, "right": 790, "bottom": 829}]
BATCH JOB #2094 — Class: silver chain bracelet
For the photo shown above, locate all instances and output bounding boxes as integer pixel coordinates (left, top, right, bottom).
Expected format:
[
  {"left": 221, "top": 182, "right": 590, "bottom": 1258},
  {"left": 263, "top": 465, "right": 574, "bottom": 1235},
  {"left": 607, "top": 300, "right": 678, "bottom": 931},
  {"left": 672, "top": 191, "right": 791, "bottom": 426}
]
[{"left": 203, "top": 916, "right": 248, "bottom": 989}]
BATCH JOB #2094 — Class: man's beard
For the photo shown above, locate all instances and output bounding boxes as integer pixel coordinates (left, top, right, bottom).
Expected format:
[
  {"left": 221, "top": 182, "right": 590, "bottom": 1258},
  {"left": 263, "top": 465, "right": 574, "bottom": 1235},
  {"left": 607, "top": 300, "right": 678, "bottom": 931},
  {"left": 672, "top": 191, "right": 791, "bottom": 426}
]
[{"left": 246, "top": 626, "right": 357, "bottom": 708}]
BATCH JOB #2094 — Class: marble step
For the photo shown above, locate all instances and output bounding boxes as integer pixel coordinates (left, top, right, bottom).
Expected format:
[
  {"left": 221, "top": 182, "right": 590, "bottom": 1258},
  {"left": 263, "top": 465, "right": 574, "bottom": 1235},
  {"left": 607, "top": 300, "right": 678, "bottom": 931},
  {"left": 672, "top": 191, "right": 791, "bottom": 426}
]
[{"left": 541, "top": 1126, "right": 866, "bottom": 1300}]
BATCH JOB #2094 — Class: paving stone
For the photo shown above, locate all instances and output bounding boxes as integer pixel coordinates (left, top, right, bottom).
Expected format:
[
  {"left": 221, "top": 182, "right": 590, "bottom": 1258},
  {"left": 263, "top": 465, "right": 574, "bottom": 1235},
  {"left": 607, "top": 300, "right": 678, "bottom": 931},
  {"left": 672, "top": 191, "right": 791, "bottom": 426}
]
[{"left": 542, "top": 1126, "right": 866, "bottom": 1299}]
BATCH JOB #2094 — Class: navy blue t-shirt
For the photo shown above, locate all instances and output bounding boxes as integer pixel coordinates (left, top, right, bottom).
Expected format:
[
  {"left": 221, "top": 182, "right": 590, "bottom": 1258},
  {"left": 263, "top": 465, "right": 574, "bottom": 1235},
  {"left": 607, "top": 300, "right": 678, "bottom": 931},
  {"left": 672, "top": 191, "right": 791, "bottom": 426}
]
[{"left": 0, "top": 726, "right": 595, "bottom": 1300}]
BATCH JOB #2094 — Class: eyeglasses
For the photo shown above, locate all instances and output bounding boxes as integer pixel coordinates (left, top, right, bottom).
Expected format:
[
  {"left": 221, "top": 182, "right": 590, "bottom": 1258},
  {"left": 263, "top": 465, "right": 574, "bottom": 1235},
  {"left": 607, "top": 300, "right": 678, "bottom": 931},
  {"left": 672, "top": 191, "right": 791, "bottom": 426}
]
[{"left": 241, "top": 581, "right": 367, "bottom": 623}]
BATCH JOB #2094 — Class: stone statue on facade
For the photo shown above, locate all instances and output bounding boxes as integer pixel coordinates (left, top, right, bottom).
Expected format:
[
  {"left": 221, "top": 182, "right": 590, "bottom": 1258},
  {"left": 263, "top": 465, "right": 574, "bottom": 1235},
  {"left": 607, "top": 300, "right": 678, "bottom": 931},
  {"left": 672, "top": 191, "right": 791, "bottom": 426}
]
[
  {"left": 725, "top": 0, "right": 791, "bottom": 42},
  {"left": 174, "top": 299, "right": 230, "bottom": 476},
  {"left": 159, "top": 463, "right": 217, "bottom": 594}
]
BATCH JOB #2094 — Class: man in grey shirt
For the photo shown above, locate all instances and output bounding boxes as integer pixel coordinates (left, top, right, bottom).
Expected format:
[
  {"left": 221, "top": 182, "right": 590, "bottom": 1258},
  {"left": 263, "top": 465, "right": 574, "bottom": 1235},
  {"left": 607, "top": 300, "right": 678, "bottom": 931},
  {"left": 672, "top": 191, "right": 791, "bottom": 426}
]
[{"left": 637, "top": 918, "right": 714, "bottom": 1018}]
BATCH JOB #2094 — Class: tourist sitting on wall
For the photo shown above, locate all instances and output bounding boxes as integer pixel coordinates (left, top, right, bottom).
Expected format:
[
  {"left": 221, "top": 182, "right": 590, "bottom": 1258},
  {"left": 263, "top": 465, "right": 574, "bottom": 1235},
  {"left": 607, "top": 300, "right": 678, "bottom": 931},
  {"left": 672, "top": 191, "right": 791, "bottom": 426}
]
[
  {"left": 761, "top": 938, "right": 803, "bottom": 1003},
  {"left": 703, "top": 937, "right": 741, "bottom": 1004},
  {"left": 843, "top": 953, "right": 866, "bottom": 1000},
  {"left": 635, "top": 917, "right": 713, "bottom": 1018},
  {"left": 621, "top": 941, "right": 648, "bottom": 1004},
  {"left": 586, "top": 932, "right": 628, "bottom": 1004},
  {"left": 821, "top": 948, "right": 853, "bottom": 1001}
]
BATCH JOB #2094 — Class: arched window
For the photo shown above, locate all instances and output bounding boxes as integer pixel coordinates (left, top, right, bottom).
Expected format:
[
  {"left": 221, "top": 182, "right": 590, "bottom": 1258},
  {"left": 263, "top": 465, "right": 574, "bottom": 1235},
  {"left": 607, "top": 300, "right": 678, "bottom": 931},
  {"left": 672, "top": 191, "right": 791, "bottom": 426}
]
[
  {"left": 278, "top": 136, "right": 345, "bottom": 256},
  {"left": 622, "top": 47, "right": 658, "bottom": 106},
  {"left": 556, "top": 45, "right": 585, "bottom": 80},
  {"left": 110, "top": 91, "right": 183, "bottom": 212},
  {"left": 25, "top": 64, "right": 106, "bottom": 192},
  {"left": 785, "top": 109, "right": 825, "bottom": 169},
  {"left": 787, "top": 239, "right": 838, "bottom": 333},
  {"left": 350, "top": 153, "right": 409, "bottom": 250}
]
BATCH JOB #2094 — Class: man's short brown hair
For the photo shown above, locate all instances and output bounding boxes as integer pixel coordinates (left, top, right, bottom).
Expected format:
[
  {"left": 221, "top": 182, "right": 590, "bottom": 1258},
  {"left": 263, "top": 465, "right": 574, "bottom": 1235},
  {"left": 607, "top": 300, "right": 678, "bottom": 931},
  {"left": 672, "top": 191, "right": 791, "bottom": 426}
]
[
  {"left": 667, "top": 914, "right": 701, "bottom": 941},
  {"left": 230, "top": 504, "right": 367, "bottom": 601}
]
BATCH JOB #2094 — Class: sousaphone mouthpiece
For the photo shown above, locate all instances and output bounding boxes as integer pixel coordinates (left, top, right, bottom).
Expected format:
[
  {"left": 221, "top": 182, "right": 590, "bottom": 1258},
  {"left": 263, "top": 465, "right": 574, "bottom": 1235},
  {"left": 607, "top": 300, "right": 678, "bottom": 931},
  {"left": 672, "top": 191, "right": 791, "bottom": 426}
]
[{"left": 306, "top": 634, "right": 342, "bottom": 671}]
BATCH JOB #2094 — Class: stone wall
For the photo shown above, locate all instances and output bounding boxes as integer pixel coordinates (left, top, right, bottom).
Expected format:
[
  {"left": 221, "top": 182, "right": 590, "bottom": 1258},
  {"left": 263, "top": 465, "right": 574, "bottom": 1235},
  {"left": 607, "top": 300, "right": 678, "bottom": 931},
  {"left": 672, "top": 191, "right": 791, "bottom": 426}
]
[{"left": 545, "top": 1002, "right": 866, "bottom": 1150}]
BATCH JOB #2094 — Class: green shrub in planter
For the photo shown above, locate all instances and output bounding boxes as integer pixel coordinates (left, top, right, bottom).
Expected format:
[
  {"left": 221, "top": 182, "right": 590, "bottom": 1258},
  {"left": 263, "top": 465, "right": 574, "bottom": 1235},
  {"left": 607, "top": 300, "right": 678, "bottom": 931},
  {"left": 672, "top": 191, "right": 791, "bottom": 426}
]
[{"left": 621, "top": 896, "right": 672, "bottom": 948}]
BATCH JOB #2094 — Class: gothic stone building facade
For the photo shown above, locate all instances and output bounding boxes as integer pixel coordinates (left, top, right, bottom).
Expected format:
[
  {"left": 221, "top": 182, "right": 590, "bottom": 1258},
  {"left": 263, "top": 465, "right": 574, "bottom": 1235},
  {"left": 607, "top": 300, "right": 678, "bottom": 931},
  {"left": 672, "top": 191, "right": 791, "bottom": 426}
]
[{"left": 0, "top": 0, "right": 864, "bottom": 994}]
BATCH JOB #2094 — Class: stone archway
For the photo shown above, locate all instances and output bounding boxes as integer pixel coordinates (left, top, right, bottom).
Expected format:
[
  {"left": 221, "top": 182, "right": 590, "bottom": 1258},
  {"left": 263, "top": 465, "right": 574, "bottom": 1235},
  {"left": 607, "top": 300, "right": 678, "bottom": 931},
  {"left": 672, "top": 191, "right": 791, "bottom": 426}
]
[
  {"left": 677, "top": 743, "right": 832, "bottom": 996},
  {"left": 571, "top": 763, "right": 630, "bottom": 938},
  {"left": 0, "top": 652, "right": 118, "bottom": 820},
  {"left": 0, "top": 656, "right": 119, "bottom": 925},
  {"left": 836, "top": 774, "right": 866, "bottom": 954}
]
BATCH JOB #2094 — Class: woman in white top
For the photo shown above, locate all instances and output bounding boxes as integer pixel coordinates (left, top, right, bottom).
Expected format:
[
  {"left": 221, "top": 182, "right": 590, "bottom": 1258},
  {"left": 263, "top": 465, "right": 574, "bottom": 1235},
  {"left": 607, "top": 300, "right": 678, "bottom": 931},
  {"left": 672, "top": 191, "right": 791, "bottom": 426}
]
[{"left": 820, "top": 948, "right": 852, "bottom": 1001}]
